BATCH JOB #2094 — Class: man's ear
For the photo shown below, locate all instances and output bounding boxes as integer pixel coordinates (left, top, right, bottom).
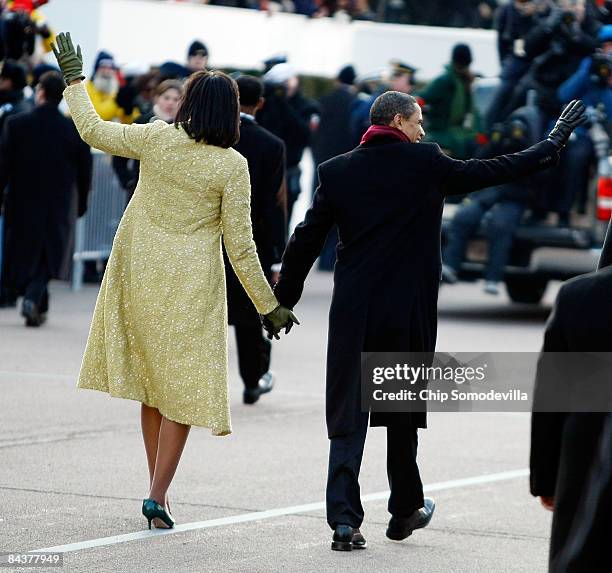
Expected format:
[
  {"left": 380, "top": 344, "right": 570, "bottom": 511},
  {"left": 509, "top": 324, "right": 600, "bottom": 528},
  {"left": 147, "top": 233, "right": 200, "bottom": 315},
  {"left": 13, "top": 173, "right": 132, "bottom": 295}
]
[{"left": 256, "top": 97, "right": 265, "bottom": 113}]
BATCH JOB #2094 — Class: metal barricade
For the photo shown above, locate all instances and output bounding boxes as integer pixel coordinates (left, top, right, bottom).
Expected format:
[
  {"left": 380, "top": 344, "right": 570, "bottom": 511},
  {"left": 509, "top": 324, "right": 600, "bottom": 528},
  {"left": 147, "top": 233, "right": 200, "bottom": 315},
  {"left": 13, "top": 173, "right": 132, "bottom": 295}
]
[{"left": 72, "top": 150, "right": 127, "bottom": 291}]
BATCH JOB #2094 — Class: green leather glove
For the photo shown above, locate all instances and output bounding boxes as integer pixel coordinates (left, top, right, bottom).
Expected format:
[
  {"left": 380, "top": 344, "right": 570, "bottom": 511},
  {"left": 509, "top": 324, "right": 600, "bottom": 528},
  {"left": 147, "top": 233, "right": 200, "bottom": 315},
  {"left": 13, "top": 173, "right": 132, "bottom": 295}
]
[
  {"left": 51, "top": 32, "right": 85, "bottom": 85},
  {"left": 262, "top": 305, "right": 300, "bottom": 340}
]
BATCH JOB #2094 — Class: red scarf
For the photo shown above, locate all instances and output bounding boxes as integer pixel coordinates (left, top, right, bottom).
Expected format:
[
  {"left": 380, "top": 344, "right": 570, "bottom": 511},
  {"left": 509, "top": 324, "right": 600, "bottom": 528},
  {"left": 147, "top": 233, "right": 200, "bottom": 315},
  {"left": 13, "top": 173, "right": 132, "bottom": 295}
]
[{"left": 360, "top": 125, "right": 410, "bottom": 146}]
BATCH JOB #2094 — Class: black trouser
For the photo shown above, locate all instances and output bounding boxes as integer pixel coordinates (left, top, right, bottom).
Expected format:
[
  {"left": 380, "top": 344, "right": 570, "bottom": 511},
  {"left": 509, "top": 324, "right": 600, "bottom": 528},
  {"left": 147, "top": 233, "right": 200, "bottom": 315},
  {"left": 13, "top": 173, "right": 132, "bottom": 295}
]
[
  {"left": 233, "top": 324, "right": 272, "bottom": 390},
  {"left": 326, "top": 412, "right": 424, "bottom": 529},
  {"left": 0, "top": 212, "right": 17, "bottom": 304},
  {"left": 23, "top": 249, "right": 51, "bottom": 313}
]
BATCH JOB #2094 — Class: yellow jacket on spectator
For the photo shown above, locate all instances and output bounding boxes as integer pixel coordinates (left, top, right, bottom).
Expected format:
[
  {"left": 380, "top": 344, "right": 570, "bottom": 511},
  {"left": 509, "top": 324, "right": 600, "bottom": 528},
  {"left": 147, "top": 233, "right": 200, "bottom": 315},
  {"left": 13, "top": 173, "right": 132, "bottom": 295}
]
[{"left": 85, "top": 80, "right": 139, "bottom": 124}]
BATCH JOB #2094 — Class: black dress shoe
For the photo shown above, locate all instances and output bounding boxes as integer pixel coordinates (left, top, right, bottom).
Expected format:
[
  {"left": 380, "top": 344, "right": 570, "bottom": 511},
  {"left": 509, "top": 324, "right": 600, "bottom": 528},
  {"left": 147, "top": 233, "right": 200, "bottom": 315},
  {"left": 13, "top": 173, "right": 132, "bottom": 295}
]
[
  {"left": 352, "top": 528, "right": 367, "bottom": 549},
  {"left": 243, "top": 371, "right": 276, "bottom": 405},
  {"left": 21, "top": 299, "right": 43, "bottom": 327},
  {"left": 331, "top": 524, "right": 354, "bottom": 551},
  {"left": 386, "top": 498, "right": 435, "bottom": 541}
]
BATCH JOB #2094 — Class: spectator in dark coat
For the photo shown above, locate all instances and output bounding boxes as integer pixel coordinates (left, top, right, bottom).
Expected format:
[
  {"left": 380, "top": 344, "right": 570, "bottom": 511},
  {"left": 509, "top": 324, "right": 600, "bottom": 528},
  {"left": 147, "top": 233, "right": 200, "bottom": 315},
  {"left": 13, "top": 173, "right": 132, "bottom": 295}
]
[
  {"left": 530, "top": 215, "right": 612, "bottom": 572},
  {"left": 224, "top": 75, "right": 287, "bottom": 405},
  {"left": 0, "top": 71, "right": 92, "bottom": 326},
  {"left": 257, "top": 63, "right": 317, "bottom": 226},
  {"left": 0, "top": 58, "right": 31, "bottom": 307},
  {"left": 0, "top": 59, "right": 30, "bottom": 134},
  {"left": 554, "top": 412, "right": 612, "bottom": 573}
]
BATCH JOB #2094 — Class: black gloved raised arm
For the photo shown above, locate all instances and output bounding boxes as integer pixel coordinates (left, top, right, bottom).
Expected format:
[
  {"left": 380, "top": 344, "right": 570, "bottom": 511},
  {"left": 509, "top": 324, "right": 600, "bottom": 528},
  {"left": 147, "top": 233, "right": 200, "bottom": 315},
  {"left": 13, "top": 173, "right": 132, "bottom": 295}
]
[{"left": 547, "top": 99, "right": 587, "bottom": 150}]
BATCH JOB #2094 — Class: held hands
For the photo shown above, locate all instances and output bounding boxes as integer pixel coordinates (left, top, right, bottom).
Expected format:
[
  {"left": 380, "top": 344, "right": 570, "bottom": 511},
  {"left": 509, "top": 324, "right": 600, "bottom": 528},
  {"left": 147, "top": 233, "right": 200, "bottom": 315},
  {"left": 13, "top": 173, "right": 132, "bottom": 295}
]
[
  {"left": 51, "top": 32, "right": 85, "bottom": 85},
  {"left": 547, "top": 100, "right": 587, "bottom": 150},
  {"left": 261, "top": 305, "right": 300, "bottom": 340}
]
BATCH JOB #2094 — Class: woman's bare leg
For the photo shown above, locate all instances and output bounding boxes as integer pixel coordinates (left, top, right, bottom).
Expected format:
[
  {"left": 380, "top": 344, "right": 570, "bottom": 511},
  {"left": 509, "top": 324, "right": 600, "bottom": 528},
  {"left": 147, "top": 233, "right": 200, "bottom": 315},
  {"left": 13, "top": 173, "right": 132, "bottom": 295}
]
[
  {"left": 141, "top": 404, "right": 172, "bottom": 515},
  {"left": 141, "top": 404, "right": 163, "bottom": 484},
  {"left": 148, "top": 415, "right": 190, "bottom": 525}
]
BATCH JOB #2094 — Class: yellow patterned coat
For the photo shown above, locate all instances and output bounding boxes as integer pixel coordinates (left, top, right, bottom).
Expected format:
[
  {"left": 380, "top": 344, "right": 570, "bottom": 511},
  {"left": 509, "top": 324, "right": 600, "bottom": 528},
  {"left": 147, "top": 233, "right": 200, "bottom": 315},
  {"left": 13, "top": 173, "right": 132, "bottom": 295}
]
[{"left": 65, "top": 82, "right": 279, "bottom": 436}]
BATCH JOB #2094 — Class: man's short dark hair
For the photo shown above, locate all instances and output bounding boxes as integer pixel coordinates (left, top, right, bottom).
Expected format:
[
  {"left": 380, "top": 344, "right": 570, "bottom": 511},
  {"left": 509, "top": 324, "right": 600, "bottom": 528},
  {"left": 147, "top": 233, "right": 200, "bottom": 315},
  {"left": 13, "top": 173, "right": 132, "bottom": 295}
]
[
  {"left": 236, "top": 75, "right": 263, "bottom": 107},
  {"left": 175, "top": 70, "right": 240, "bottom": 148},
  {"left": 370, "top": 91, "right": 419, "bottom": 126},
  {"left": 39, "top": 71, "right": 66, "bottom": 106}
]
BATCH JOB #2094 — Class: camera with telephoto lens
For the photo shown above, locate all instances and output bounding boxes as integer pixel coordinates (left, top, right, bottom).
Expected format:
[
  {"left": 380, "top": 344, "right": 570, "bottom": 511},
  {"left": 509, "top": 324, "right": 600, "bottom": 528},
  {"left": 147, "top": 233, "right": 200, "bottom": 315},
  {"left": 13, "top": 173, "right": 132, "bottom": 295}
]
[
  {"left": 560, "top": 10, "right": 576, "bottom": 26},
  {"left": 0, "top": 0, "right": 51, "bottom": 61},
  {"left": 590, "top": 52, "right": 612, "bottom": 86}
]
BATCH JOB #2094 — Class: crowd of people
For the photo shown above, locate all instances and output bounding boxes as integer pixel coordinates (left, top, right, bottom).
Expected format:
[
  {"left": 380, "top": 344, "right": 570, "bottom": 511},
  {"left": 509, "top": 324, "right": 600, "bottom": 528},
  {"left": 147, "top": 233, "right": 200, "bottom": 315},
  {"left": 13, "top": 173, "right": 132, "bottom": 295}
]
[
  {"left": 165, "top": 0, "right": 504, "bottom": 27},
  {"left": 1, "top": 0, "right": 612, "bottom": 308}
]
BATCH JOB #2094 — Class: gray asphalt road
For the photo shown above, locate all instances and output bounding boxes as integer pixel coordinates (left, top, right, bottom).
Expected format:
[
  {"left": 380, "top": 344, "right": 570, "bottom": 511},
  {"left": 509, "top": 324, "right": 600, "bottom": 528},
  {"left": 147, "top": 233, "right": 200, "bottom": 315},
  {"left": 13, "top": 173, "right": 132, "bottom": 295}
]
[{"left": 0, "top": 272, "right": 560, "bottom": 573}]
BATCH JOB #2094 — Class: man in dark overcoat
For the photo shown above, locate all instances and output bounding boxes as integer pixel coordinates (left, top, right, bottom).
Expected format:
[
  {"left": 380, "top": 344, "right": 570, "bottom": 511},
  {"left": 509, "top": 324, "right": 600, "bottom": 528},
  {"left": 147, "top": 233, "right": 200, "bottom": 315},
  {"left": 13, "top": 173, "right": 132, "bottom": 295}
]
[
  {"left": 0, "top": 59, "right": 32, "bottom": 307},
  {"left": 530, "top": 216, "right": 612, "bottom": 572},
  {"left": 224, "top": 75, "right": 287, "bottom": 404},
  {"left": 271, "top": 91, "right": 585, "bottom": 550},
  {"left": 0, "top": 71, "right": 92, "bottom": 326},
  {"left": 554, "top": 413, "right": 612, "bottom": 573}
]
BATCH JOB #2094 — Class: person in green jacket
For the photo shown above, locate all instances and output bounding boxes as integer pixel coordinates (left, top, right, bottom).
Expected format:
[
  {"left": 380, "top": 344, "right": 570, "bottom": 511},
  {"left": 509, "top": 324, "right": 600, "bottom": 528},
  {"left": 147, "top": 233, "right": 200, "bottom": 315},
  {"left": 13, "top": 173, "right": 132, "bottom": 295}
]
[{"left": 419, "top": 43, "right": 481, "bottom": 159}]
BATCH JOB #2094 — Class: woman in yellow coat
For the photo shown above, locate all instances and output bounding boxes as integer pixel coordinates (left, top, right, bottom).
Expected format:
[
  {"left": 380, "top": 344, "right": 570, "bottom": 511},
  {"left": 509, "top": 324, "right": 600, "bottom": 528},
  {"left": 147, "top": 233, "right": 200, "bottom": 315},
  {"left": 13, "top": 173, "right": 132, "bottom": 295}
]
[{"left": 52, "top": 33, "right": 298, "bottom": 530}]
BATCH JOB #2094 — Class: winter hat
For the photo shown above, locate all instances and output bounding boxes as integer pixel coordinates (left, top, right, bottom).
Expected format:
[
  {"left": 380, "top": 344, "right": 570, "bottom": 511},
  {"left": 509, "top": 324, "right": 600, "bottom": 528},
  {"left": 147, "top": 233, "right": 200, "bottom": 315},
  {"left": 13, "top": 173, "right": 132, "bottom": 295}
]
[
  {"left": 0, "top": 60, "right": 27, "bottom": 90},
  {"left": 599, "top": 25, "right": 612, "bottom": 44},
  {"left": 31, "top": 63, "right": 60, "bottom": 88},
  {"left": 188, "top": 40, "right": 208, "bottom": 58},
  {"left": 263, "top": 63, "right": 297, "bottom": 85},
  {"left": 159, "top": 61, "right": 190, "bottom": 80},
  {"left": 92, "top": 50, "right": 116, "bottom": 77},
  {"left": 338, "top": 65, "right": 357, "bottom": 86},
  {"left": 452, "top": 43, "right": 473, "bottom": 68}
]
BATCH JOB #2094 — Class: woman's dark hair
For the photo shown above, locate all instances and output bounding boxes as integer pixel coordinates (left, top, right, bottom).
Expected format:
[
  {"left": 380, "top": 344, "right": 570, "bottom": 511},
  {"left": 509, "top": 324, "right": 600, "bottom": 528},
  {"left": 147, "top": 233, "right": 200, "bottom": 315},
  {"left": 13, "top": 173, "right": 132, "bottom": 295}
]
[{"left": 174, "top": 71, "right": 240, "bottom": 148}]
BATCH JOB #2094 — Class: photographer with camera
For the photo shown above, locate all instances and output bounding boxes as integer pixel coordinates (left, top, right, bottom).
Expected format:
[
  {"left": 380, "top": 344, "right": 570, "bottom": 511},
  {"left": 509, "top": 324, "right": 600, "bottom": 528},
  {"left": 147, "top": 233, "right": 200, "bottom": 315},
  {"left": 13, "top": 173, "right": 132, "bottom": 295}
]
[
  {"left": 486, "top": 0, "right": 547, "bottom": 129},
  {"left": 549, "top": 24, "right": 612, "bottom": 225},
  {"left": 501, "top": 0, "right": 599, "bottom": 123},
  {"left": 0, "top": 0, "right": 53, "bottom": 63}
]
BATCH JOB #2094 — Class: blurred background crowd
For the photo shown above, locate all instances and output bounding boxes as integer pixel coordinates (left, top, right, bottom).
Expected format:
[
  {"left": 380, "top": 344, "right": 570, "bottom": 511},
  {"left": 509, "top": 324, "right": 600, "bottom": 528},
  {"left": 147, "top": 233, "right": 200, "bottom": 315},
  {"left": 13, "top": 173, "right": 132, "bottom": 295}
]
[{"left": 1, "top": 0, "right": 612, "bottom": 305}]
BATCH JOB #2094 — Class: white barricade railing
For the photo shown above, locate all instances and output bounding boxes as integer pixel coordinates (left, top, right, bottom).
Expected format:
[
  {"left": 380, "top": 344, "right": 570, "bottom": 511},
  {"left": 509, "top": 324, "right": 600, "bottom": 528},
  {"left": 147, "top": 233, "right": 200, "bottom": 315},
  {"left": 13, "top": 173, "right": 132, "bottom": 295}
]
[{"left": 72, "top": 150, "right": 127, "bottom": 291}]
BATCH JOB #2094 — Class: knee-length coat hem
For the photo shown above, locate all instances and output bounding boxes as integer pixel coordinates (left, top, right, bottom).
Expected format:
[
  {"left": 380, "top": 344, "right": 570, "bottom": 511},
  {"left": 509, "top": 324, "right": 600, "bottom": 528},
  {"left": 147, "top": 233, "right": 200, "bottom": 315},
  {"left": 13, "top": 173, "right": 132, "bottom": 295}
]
[{"left": 76, "top": 382, "right": 232, "bottom": 436}]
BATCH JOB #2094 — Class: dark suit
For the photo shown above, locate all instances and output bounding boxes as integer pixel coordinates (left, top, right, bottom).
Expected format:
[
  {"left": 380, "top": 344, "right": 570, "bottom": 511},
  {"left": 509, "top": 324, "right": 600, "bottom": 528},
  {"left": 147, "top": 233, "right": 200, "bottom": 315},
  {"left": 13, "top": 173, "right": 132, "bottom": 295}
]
[
  {"left": 223, "top": 115, "right": 286, "bottom": 390},
  {"left": 555, "top": 413, "right": 612, "bottom": 573},
  {"left": 274, "top": 133, "right": 558, "bottom": 529},
  {"left": 530, "top": 266, "right": 612, "bottom": 571},
  {"left": 0, "top": 104, "right": 92, "bottom": 311}
]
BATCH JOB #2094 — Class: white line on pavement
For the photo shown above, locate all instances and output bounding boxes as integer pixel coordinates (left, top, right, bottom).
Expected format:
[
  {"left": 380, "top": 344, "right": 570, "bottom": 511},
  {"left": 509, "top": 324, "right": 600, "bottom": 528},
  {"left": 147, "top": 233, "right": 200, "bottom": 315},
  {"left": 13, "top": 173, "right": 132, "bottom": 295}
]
[{"left": 30, "top": 468, "right": 528, "bottom": 555}]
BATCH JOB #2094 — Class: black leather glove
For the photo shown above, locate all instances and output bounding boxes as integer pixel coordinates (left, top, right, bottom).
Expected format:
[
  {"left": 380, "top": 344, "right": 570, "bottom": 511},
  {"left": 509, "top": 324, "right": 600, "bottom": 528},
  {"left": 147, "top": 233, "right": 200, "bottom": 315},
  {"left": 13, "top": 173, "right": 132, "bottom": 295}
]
[{"left": 547, "top": 100, "right": 587, "bottom": 150}]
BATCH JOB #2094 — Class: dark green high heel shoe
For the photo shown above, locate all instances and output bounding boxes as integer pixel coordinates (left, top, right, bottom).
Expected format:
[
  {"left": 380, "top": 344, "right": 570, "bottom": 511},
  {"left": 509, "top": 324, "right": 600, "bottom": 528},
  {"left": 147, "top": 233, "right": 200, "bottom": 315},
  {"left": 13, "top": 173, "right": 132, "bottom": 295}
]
[{"left": 142, "top": 498, "right": 175, "bottom": 530}]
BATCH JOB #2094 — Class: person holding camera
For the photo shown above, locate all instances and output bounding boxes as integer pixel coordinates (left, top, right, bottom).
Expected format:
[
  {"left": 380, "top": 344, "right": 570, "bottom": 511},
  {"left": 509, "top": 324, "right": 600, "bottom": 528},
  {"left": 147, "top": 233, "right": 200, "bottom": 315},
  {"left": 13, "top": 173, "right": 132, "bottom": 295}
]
[
  {"left": 502, "top": 0, "right": 599, "bottom": 122},
  {"left": 551, "top": 24, "right": 612, "bottom": 225},
  {"left": 486, "top": 0, "right": 546, "bottom": 129},
  {"left": 0, "top": 0, "right": 53, "bottom": 63}
]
